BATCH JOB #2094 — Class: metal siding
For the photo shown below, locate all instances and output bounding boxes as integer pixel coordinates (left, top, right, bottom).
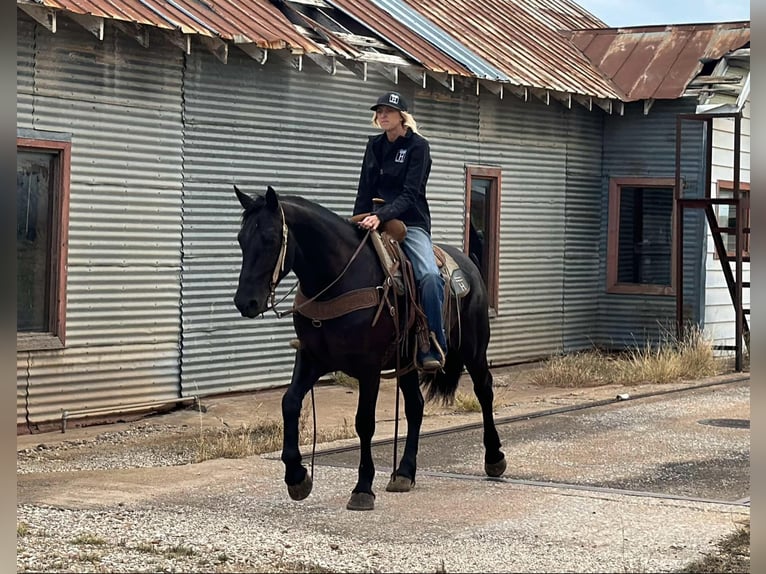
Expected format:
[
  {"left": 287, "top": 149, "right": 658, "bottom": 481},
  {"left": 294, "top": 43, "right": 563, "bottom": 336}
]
[
  {"left": 416, "top": 91, "right": 604, "bottom": 365},
  {"left": 703, "top": 104, "right": 750, "bottom": 350},
  {"left": 180, "top": 49, "right": 401, "bottom": 395},
  {"left": 17, "top": 14, "right": 35, "bottom": 128},
  {"left": 599, "top": 99, "right": 705, "bottom": 348},
  {"left": 478, "top": 95, "right": 567, "bottom": 363},
  {"left": 17, "top": 18, "right": 184, "bottom": 426}
]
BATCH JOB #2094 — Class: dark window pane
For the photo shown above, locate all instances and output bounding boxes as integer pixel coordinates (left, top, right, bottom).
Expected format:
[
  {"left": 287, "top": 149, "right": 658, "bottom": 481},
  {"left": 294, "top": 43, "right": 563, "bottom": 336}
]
[
  {"left": 617, "top": 187, "right": 672, "bottom": 286},
  {"left": 470, "top": 178, "right": 491, "bottom": 284},
  {"left": 17, "top": 151, "right": 54, "bottom": 332}
]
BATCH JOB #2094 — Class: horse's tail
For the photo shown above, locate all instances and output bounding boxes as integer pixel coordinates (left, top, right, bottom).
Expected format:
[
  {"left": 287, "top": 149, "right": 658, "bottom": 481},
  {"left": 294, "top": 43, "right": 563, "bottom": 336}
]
[{"left": 420, "top": 351, "right": 463, "bottom": 404}]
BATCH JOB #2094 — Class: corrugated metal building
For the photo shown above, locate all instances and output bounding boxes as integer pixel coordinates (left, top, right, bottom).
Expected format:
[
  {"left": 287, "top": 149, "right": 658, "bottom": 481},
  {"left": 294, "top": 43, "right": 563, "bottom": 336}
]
[{"left": 15, "top": 1, "right": 750, "bottom": 430}]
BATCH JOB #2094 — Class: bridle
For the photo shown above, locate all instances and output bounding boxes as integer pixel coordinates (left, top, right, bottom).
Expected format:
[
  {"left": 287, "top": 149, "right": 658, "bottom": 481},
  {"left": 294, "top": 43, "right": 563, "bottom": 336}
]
[{"left": 265, "top": 204, "right": 372, "bottom": 319}]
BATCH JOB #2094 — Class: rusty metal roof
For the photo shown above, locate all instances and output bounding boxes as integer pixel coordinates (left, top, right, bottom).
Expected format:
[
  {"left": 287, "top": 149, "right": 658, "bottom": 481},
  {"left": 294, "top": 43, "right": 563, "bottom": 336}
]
[
  {"left": 21, "top": 0, "right": 324, "bottom": 52},
  {"left": 568, "top": 22, "right": 751, "bottom": 101},
  {"left": 323, "top": 0, "right": 473, "bottom": 76},
  {"left": 21, "top": 0, "right": 749, "bottom": 104},
  {"left": 401, "top": 0, "right": 621, "bottom": 98}
]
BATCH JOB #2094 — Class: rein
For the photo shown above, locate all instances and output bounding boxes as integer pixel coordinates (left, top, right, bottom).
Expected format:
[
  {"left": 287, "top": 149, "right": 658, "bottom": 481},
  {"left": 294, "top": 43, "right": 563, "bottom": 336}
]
[{"left": 267, "top": 206, "right": 372, "bottom": 319}]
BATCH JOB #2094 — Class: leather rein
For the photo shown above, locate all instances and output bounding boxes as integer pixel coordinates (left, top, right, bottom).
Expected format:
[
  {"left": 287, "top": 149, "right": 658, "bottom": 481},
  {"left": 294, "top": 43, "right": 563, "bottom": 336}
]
[{"left": 266, "top": 206, "right": 388, "bottom": 324}]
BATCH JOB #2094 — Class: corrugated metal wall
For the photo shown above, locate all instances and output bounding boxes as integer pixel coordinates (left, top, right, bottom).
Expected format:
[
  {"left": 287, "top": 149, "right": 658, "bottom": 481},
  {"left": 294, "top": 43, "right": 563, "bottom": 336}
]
[
  {"left": 402, "top": 89, "right": 604, "bottom": 365},
  {"left": 180, "top": 49, "right": 409, "bottom": 395},
  {"left": 16, "top": 15, "right": 184, "bottom": 427},
  {"left": 17, "top": 13, "right": 714, "bottom": 425},
  {"left": 600, "top": 100, "right": 705, "bottom": 347}
]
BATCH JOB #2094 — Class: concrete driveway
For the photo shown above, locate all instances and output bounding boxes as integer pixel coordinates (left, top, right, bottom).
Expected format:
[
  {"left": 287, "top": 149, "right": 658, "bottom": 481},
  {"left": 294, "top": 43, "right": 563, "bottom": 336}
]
[{"left": 17, "top": 370, "right": 750, "bottom": 573}]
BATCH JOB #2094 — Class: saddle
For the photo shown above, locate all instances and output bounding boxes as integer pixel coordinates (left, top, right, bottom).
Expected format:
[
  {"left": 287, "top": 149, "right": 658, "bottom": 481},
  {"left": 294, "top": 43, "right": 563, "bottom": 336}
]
[{"left": 348, "top": 212, "right": 471, "bottom": 361}]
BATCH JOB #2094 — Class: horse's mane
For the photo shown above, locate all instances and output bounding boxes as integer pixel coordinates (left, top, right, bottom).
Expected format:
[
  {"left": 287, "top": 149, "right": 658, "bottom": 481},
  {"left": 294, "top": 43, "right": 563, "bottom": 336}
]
[{"left": 244, "top": 193, "right": 359, "bottom": 239}]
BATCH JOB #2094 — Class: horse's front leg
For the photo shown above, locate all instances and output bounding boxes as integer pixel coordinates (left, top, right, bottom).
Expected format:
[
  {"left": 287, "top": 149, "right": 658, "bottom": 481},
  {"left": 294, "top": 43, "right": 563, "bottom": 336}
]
[
  {"left": 346, "top": 373, "right": 381, "bottom": 511},
  {"left": 281, "top": 350, "right": 324, "bottom": 501},
  {"left": 386, "top": 370, "right": 422, "bottom": 493}
]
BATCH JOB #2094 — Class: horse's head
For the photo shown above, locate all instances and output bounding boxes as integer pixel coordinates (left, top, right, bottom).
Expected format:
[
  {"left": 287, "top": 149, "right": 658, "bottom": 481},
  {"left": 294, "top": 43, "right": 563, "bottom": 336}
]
[{"left": 233, "top": 185, "right": 288, "bottom": 318}]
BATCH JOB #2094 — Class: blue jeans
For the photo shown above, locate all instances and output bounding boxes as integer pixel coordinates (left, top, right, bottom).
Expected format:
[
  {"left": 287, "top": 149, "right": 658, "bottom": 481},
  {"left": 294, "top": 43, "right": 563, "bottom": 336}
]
[{"left": 401, "top": 226, "right": 447, "bottom": 351}]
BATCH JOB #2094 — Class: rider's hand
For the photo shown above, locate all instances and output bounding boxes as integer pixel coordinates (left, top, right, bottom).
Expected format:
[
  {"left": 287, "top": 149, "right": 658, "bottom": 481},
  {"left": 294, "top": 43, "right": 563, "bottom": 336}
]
[{"left": 359, "top": 214, "right": 380, "bottom": 230}]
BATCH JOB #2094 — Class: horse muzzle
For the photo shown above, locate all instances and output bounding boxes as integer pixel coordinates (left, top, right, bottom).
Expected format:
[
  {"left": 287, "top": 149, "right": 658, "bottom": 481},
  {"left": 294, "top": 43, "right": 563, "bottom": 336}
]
[{"left": 234, "top": 293, "right": 267, "bottom": 318}]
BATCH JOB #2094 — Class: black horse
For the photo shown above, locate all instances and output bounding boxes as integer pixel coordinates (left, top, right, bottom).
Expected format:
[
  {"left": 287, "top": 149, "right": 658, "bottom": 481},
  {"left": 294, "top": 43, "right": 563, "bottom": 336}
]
[{"left": 234, "top": 185, "right": 506, "bottom": 511}]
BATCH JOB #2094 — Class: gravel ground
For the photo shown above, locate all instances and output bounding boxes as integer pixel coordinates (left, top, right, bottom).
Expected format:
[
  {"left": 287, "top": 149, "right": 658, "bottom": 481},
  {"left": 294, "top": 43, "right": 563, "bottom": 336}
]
[{"left": 17, "top": 377, "right": 750, "bottom": 573}]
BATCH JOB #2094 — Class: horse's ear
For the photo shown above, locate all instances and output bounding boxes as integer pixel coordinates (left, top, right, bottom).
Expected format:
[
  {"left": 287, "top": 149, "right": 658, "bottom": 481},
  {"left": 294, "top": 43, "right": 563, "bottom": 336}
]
[
  {"left": 234, "top": 185, "right": 255, "bottom": 211},
  {"left": 265, "top": 185, "right": 279, "bottom": 210}
]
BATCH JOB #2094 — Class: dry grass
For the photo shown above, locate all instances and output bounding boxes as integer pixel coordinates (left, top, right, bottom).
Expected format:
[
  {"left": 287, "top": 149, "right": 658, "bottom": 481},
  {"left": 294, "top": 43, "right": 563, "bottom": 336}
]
[
  {"left": 452, "top": 392, "right": 482, "bottom": 413},
  {"left": 677, "top": 519, "right": 749, "bottom": 573},
  {"left": 532, "top": 326, "right": 722, "bottom": 388},
  {"left": 194, "top": 412, "right": 356, "bottom": 463},
  {"left": 331, "top": 371, "right": 359, "bottom": 389}
]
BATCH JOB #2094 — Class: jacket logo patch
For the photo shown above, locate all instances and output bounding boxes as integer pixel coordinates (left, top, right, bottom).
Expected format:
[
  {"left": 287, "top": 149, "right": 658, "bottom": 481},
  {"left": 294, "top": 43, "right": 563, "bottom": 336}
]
[{"left": 395, "top": 149, "right": 407, "bottom": 163}]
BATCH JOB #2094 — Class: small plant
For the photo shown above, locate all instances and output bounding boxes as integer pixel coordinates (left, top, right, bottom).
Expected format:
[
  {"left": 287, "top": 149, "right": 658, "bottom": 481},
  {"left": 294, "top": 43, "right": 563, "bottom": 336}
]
[
  {"left": 134, "top": 542, "right": 159, "bottom": 554},
  {"left": 163, "top": 544, "right": 197, "bottom": 558},
  {"left": 452, "top": 392, "right": 481, "bottom": 412},
  {"left": 332, "top": 371, "right": 359, "bottom": 389},
  {"left": 71, "top": 533, "right": 107, "bottom": 546},
  {"left": 17, "top": 522, "right": 29, "bottom": 537},
  {"left": 78, "top": 552, "right": 102, "bottom": 564}
]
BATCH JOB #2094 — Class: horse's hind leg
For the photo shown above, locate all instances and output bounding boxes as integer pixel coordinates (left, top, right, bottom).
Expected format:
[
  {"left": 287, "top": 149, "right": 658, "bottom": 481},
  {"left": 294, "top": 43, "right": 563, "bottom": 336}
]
[
  {"left": 386, "top": 370, "right": 422, "bottom": 492},
  {"left": 464, "top": 352, "right": 506, "bottom": 477},
  {"left": 281, "top": 351, "right": 324, "bottom": 501},
  {"left": 347, "top": 373, "right": 381, "bottom": 511}
]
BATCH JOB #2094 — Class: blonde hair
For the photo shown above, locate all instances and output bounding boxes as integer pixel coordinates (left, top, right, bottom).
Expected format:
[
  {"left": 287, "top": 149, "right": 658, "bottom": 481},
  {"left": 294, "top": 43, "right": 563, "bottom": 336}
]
[{"left": 371, "top": 110, "right": 420, "bottom": 134}]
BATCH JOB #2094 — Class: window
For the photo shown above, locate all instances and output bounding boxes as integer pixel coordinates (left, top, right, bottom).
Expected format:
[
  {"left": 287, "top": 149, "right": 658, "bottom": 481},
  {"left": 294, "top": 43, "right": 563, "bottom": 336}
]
[
  {"left": 465, "top": 166, "right": 501, "bottom": 312},
  {"left": 17, "top": 135, "right": 71, "bottom": 350},
  {"left": 607, "top": 178, "right": 675, "bottom": 295},
  {"left": 716, "top": 180, "right": 750, "bottom": 259}
]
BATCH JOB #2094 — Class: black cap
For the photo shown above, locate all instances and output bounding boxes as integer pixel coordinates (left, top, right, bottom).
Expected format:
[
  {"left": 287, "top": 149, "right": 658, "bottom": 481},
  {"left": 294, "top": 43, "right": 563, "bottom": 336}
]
[{"left": 370, "top": 91, "right": 408, "bottom": 112}]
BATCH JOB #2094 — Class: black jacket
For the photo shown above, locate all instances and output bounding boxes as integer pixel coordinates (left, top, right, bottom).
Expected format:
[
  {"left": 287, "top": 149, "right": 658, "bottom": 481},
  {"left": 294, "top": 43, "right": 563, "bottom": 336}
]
[{"left": 352, "top": 128, "right": 433, "bottom": 233}]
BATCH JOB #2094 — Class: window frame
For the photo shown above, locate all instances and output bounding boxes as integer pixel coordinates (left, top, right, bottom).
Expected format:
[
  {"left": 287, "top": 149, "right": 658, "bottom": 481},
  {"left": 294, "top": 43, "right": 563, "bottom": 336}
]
[
  {"left": 606, "top": 177, "right": 676, "bottom": 296},
  {"left": 464, "top": 165, "right": 501, "bottom": 313},
  {"left": 17, "top": 136, "right": 71, "bottom": 351},
  {"left": 714, "top": 179, "right": 750, "bottom": 259}
]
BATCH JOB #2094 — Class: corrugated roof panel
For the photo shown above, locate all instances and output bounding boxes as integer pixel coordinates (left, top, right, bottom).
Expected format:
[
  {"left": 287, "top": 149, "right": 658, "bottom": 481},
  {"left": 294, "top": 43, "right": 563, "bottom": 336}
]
[
  {"left": 569, "top": 22, "right": 750, "bottom": 101},
  {"left": 324, "top": 0, "right": 474, "bottom": 76},
  {"left": 369, "top": 0, "right": 511, "bottom": 81},
  {"left": 404, "top": 0, "right": 621, "bottom": 98},
  {"left": 23, "top": 0, "right": 324, "bottom": 51}
]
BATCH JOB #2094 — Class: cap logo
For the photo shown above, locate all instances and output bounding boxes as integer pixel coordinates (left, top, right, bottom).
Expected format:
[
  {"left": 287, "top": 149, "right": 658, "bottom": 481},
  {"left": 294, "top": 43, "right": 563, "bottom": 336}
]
[{"left": 388, "top": 94, "right": 400, "bottom": 105}]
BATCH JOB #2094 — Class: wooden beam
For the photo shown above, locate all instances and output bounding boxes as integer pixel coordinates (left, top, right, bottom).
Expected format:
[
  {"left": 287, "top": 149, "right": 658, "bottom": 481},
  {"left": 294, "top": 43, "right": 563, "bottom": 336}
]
[
  {"left": 113, "top": 21, "right": 150, "bottom": 48},
  {"left": 66, "top": 13, "right": 104, "bottom": 41},
  {"left": 530, "top": 88, "right": 551, "bottom": 105},
  {"left": 306, "top": 53, "right": 337, "bottom": 75},
  {"left": 18, "top": 4, "right": 56, "bottom": 33},
  {"left": 573, "top": 95, "right": 593, "bottom": 111},
  {"left": 236, "top": 43, "right": 268, "bottom": 64},
  {"left": 480, "top": 80, "right": 503, "bottom": 98},
  {"left": 200, "top": 35, "right": 228, "bottom": 64},
  {"left": 369, "top": 63, "right": 398, "bottom": 85},
  {"left": 399, "top": 67, "right": 427, "bottom": 89},
  {"left": 166, "top": 31, "right": 191, "bottom": 55},
  {"left": 339, "top": 59, "right": 368, "bottom": 81},
  {"left": 550, "top": 91, "right": 572, "bottom": 109},
  {"left": 506, "top": 85, "right": 528, "bottom": 102},
  {"left": 427, "top": 72, "right": 454, "bottom": 92},
  {"left": 593, "top": 97, "right": 613, "bottom": 114}
]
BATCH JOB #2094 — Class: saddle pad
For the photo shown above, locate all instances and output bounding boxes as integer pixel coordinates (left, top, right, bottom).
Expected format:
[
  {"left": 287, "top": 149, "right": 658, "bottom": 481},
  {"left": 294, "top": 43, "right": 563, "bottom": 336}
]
[{"left": 433, "top": 246, "right": 470, "bottom": 298}]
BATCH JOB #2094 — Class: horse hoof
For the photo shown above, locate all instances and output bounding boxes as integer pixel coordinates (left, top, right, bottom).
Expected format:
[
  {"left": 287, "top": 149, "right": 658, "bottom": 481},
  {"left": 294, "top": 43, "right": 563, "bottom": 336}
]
[
  {"left": 385, "top": 475, "right": 415, "bottom": 492},
  {"left": 346, "top": 492, "right": 375, "bottom": 511},
  {"left": 485, "top": 456, "right": 507, "bottom": 478},
  {"left": 287, "top": 474, "right": 313, "bottom": 501}
]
